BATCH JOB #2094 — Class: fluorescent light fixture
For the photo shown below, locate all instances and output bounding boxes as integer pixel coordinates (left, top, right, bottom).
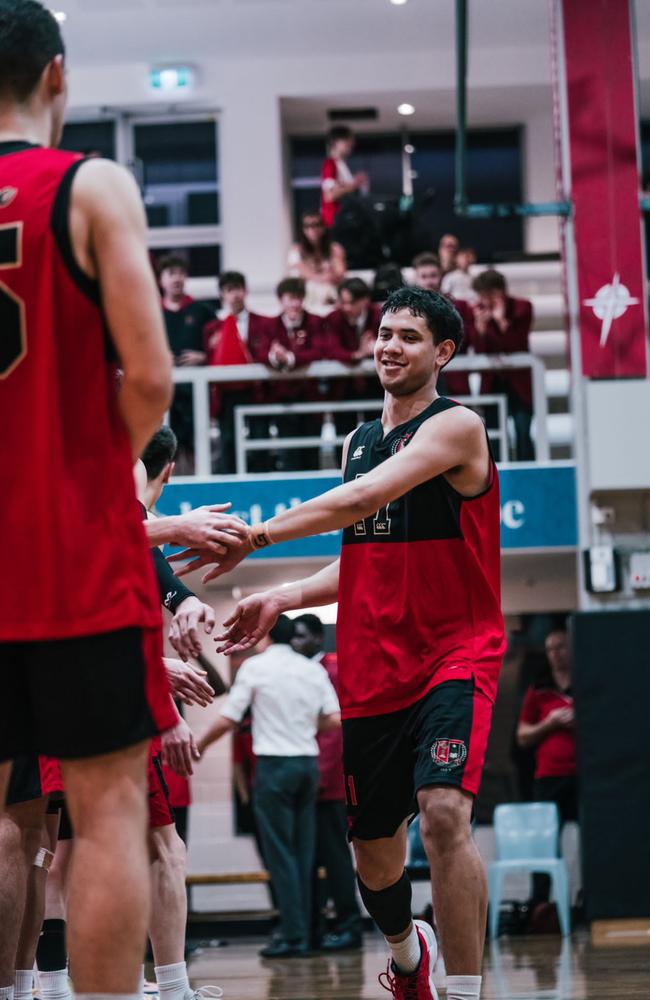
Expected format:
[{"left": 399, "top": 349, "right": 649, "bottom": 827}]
[
  {"left": 397, "top": 103, "right": 415, "bottom": 116},
  {"left": 390, "top": 0, "right": 409, "bottom": 5},
  {"left": 51, "top": 9, "right": 67, "bottom": 21}
]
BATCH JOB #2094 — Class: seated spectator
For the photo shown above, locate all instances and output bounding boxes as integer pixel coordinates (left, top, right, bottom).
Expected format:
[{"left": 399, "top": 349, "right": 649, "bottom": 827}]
[
  {"left": 472, "top": 268, "right": 535, "bottom": 460},
  {"left": 264, "top": 278, "right": 326, "bottom": 471},
  {"left": 517, "top": 628, "right": 577, "bottom": 910},
  {"left": 438, "top": 232, "right": 460, "bottom": 274},
  {"left": 204, "top": 271, "right": 270, "bottom": 474},
  {"left": 411, "top": 256, "right": 472, "bottom": 397},
  {"left": 159, "top": 254, "right": 211, "bottom": 469},
  {"left": 320, "top": 125, "right": 368, "bottom": 229},
  {"left": 412, "top": 252, "right": 443, "bottom": 292},
  {"left": 287, "top": 212, "right": 347, "bottom": 311},
  {"left": 324, "top": 277, "right": 381, "bottom": 363},
  {"left": 441, "top": 246, "right": 477, "bottom": 302}
]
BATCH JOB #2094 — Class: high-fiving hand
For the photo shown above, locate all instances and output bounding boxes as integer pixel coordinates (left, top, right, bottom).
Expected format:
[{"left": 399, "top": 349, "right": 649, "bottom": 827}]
[{"left": 214, "top": 592, "right": 283, "bottom": 655}]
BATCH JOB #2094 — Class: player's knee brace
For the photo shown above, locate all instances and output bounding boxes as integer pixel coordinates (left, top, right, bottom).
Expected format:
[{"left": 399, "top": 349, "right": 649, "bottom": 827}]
[{"left": 357, "top": 869, "right": 412, "bottom": 937}]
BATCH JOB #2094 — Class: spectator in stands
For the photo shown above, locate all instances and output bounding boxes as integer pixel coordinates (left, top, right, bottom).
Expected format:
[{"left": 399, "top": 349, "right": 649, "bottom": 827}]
[
  {"left": 205, "top": 271, "right": 269, "bottom": 474},
  {"left": 262, "top": 278, "right": 326, "bottom": 470},
  {"left": 472, "top": 268, "right": 535, "bottom": 460},
  {"left": 159, "top": 254, "right": 211, "bottom": 469},
  {"left": 441, "top": 246, "right": 477, "bottom": 302},
  {"left": 198, "top": 616, "right": 340, "bottom": 959},
  {"left": 324, "top": 277, "right": 381, "bottom": 363},
  {"left": 438, "top": 233, "right": 460, "bottom": 274},
  {"left": 320, "top": 125, "right": 368, "bottom": 229},
  {"left": 291, "top": 615, "right": 363, "bottom": 954},
  {"left": 517, "top": 628, "right": 577, "bottom": 908},
  {"left": 412, "top": 252, "right": 442, "bottom": 292},
  {"left": 287, "top": 212, "right": 347, "bottom": 311},
  {"left": 411, "top": 257, "right": 473, "bottom": 397}
]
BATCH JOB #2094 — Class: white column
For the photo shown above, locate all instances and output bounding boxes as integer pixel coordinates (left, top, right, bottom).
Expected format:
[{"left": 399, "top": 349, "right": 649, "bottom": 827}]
[
  {"left": 218, "top": 72, "right": 291, "bottom": 300},
  {"left": 523, "top": 106, "right": 561, "bottom": 255}
]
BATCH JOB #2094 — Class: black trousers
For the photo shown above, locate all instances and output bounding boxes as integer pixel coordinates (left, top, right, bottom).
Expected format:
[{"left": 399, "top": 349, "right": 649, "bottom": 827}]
[
  {"left": 253, "top": 756, "right": 319, "bottom": 944},
  {"left": 532, "top": 774, "right": 579, "bottom": 903},
  {"left": 312, "top": 800, "right": 362, "bottom": 944}
]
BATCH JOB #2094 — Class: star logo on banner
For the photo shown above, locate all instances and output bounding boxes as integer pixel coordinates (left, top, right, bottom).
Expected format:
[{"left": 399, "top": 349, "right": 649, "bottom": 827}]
[{"left": 583, "top": 273, "right": 640, "bottom": 349}]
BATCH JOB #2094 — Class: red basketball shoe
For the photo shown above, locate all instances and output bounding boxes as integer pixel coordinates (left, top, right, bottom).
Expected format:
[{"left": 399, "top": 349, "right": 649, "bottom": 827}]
[{"left": 379, "top": 919, "right": 439, "bottom": 1000}]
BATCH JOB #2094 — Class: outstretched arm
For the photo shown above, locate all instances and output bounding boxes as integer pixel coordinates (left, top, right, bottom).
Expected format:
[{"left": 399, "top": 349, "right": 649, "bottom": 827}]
[
  {"left": 170, "top": 406, "right": 488, "bottom": 583},
  {"left": 215, "top": 559, "right": 341, "bottom": 655}
]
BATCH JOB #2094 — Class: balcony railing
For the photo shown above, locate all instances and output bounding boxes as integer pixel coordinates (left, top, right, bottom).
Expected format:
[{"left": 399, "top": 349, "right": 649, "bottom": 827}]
[{"left": 171, "top": 353, "right": 550, "bottom": 477}]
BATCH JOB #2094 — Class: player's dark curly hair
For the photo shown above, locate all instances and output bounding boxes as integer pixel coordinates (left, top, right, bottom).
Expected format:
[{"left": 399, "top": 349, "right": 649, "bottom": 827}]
[
  {"left": 142, "top": 426, "right": 178, "bottom": 481},
  {"left": 381, "top": 286, "right": 464, "bottom": 356},
  {"left": 0, "top": 1, "right": 65, "bottom": 101}
]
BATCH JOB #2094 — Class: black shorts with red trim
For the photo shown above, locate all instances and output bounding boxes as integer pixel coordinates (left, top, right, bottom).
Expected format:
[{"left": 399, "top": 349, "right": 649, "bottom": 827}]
[
  {"left": 148, "top": 752, "right": 174, "bottom": 829},
  {"left": 343, "top": 678, "right": 493, "bottom": 841},
  {"left": 6, "top": 754, "right": 64, "bottom": 807},
  {"left": 0, "top": 627, "right": 175, "bottom": 762}
]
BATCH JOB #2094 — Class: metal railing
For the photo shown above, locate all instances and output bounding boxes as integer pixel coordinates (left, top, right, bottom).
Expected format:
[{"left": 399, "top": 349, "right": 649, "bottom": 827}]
[
  {"left": 234, "top": 396, "right": 509, "bottom": 474},
  {"left": 171, "top": 353, "right": 550, "bottom": 477}
]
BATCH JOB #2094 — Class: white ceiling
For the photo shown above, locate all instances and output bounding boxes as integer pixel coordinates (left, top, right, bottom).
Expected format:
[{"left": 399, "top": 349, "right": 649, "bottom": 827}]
[{"left": 56, "top": 0, "right": 568, "bottom": 65}]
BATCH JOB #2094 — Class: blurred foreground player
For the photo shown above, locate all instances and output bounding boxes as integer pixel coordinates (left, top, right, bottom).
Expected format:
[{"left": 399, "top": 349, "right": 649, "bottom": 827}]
[
  {"left": 176, "top": 288, "right": 505, "bottom": 1000},
  {"left": 0, "top": 3, "right": 177, "bottom": 998}
]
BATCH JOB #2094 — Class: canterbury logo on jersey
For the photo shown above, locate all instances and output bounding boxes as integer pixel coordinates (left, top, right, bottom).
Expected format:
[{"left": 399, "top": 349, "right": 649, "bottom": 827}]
[
  {"left": 0, "top": 187, "right": 17, "bottom": 208},
  {"left": 351, "top": 446, "right": 365, "bottom": 460}
]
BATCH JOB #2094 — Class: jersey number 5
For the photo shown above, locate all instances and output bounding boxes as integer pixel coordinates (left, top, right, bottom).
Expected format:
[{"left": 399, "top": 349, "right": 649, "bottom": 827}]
[{"left": 0, "top": 222, "right": 26, "bottom": 379}]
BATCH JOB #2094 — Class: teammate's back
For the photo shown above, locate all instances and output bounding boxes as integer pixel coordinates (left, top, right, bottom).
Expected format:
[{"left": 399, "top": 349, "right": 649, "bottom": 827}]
[{"left": 0, "top": 142, "right": 163, "bottom": 638}]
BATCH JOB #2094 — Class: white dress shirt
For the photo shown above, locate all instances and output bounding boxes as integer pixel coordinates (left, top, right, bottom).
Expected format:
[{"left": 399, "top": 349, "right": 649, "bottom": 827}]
[{"left": 220, "top": 643, "right": 340, "bottom": 757}]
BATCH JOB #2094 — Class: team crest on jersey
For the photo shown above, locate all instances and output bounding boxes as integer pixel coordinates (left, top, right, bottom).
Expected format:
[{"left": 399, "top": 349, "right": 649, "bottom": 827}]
[
  {"left": 431, "top": 739, "right": 467, "bottom": 771},
  {"left": 352, "top": 446, "right": 365, "bottom": 460},
  {"left": 0, "top": 187, "right": 17, "bottom": 208},
  {"left": 391, "top": 431, "right": 414, "bottom": 455}
]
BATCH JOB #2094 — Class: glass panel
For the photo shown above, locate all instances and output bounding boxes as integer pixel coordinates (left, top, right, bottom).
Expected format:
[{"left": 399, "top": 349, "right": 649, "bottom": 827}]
[
  {"left": 151, "top": 244, "right": 221, "bottom": 285},
  {"left": 134, "top": 120, "right": 219, "bottom": 227},
  {"left": 60, "top": 120, "right": 116, "bottom": 159}
]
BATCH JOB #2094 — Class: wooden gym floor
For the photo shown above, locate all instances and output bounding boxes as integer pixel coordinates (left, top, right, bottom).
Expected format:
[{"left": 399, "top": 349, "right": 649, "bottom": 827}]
[{"left": 186, "top": 931, "right": 650, "bottom": 998}]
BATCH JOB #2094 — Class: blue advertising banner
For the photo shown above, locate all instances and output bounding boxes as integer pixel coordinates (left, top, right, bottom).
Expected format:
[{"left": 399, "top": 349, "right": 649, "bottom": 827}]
[{"left": 156, "top": 463, "right": 577, "bottom": 559}]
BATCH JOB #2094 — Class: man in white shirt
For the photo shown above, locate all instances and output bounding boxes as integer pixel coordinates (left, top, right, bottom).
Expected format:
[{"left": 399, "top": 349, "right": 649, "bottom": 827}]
[{"left": 197, "top": 615, "right": 340, "bottom": 958}]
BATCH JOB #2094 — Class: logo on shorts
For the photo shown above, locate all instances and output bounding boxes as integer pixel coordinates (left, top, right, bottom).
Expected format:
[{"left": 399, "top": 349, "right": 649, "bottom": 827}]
[{"left": 431, "top": 739, "right": 467, "bottom": 771}]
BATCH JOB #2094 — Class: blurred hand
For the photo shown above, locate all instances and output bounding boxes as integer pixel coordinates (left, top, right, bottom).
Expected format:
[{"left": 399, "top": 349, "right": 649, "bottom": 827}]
[
  {"left": 269, "top": 341, "right": 293, "bottom": 369},
  {"left": 178, "top": 350, "right": 206, "bottom": 367},
  {"left": 546, "top": 706, "right": 575, "bottom": 730},
  {"left": 492, "top": 295, "right": 507, "bottom": 328},
  {"left": 354, "top": 171, "right": 369, "bottom": 190},
  {"left": 171, "top": 504, "right": 247, "bottom": 554},
  {"left": 164, "top": 655, "right": 214, "bottom": 706},
  {"left": 359, "top": 329, "right": 377, "bottom": 357},
  {"left": 161, "top": 717, "right": 200, "bottom": 778},
  {"left": 169, "top": 596, "right": 217, "bottom": 662},
  {"left": 215, "top": 592, "right": 283, "bottom": 655}
]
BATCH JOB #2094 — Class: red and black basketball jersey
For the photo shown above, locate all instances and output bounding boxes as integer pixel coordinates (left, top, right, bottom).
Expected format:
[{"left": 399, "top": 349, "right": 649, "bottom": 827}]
[
  {"left": 337, "top": 396, "right": 505, "bottom": 719},
  {"left": 0, "top": 142, "right": 161, "bottom": 640}
]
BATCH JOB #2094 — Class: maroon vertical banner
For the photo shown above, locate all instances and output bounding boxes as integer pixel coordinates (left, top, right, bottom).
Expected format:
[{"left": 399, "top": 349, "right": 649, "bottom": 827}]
[{"left": 558, "top": 0, "right": 648, "bottom": 378}]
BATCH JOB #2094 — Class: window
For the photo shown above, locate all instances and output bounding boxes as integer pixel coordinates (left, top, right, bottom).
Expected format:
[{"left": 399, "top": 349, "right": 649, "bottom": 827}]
[
  {"left": 60, "top": 120, "right": 116, "bottom": 159},
  {"left": 133, "top": 119, "right": 219, "bottom": 228}
]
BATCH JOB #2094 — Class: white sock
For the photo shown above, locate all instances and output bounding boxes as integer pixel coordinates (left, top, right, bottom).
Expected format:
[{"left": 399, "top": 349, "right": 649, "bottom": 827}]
[
  {"left": 387, "top": 924, "right": 421, "bottom": 975},
  {"left": 138, "top": 965, "right": 145, "bottom": 997},
  {"left": 155, "top": 962, "right": 190, "bottom": 1000},
  {"left": 38, "top": 970, "right": 72, "bottom": 1000},
  {"left": 0, "top": 987, "right": 14, "bottom": 1000},
  {"left": 446, "top": 975, "right": 482, "bottom": 999},
  {"left": 13, "top": 971, "right": 32, "bottom": 1000}
]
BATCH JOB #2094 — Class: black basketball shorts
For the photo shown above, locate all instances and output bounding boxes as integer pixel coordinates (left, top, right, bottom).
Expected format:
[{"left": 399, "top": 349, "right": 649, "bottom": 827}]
[{"left": 343, "top": 678, "right": 493, "bottom": 841}]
